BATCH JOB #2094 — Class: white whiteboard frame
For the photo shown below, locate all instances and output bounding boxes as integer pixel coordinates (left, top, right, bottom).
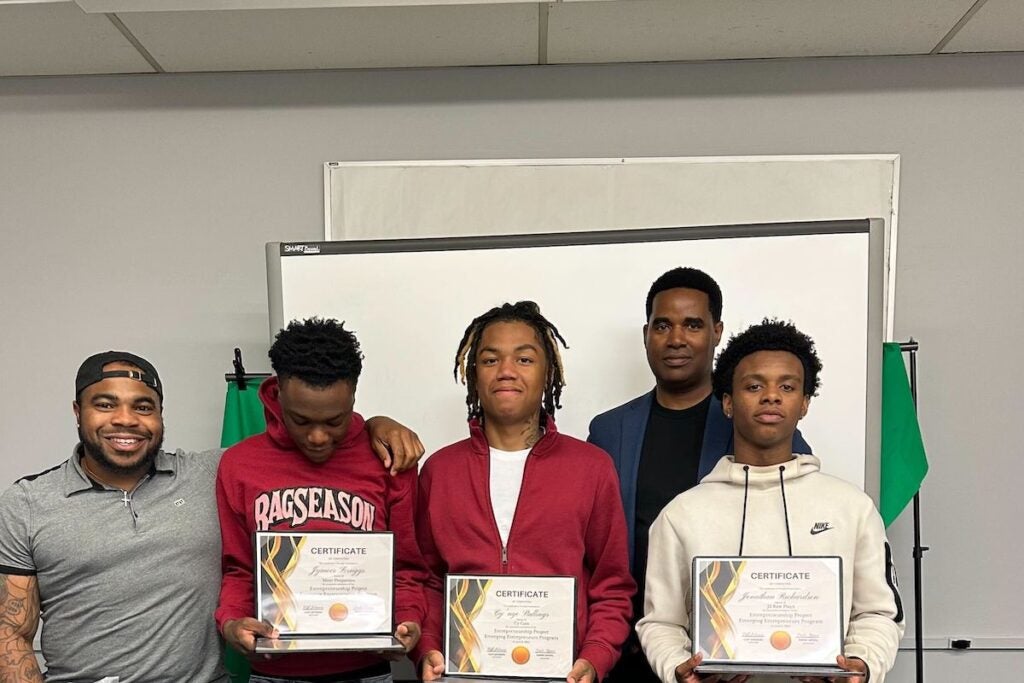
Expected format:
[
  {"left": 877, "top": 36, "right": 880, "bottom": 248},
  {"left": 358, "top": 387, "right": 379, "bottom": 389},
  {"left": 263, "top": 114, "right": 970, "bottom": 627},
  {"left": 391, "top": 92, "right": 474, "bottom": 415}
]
[{"left": 323, "top": 155, "right": 900, "bottom": 338}]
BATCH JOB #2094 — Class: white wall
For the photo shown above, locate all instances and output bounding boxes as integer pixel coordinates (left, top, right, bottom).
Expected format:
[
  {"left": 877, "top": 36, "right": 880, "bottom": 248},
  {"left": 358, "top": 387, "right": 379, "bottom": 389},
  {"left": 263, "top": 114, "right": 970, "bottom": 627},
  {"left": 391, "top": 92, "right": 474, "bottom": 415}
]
[{"left": 1, "top": 53, "right": 1022, "bottom": 679}]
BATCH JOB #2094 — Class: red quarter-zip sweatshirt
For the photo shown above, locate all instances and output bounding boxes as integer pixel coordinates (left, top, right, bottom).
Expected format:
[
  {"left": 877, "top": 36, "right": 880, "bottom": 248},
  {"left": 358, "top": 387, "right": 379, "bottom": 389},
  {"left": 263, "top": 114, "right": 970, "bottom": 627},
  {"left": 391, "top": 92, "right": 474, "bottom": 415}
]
[{"left": 413, "top": 416, "right": 635, "bottom": 680}]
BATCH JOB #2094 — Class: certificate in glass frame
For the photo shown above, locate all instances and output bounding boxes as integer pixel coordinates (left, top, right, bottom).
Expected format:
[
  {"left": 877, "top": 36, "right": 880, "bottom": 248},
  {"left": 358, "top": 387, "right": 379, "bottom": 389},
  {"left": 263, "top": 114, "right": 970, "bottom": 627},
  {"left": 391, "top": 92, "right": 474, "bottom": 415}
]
[
  {"left": 253, "top": 530, "right": 404, "bottom": 653},
  {"left": 439, "top": 574, "right": 576, "bottom": 682},
  {"left": 692, "top": 556, "right": 856, "bottom": 678}
]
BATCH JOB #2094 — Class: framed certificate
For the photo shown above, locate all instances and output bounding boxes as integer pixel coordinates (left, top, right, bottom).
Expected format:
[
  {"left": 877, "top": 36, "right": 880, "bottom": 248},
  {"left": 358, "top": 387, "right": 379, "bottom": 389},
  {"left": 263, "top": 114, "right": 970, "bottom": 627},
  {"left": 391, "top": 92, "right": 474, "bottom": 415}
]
[
  {"left": 692, "top": 556, "right": 856, "bottom": 678},
  {"left": 253, "top": 531, "right": 403, "bottom": 653},
  {"left": 441, "top": 574, "right": 576, "bottom": 681}
]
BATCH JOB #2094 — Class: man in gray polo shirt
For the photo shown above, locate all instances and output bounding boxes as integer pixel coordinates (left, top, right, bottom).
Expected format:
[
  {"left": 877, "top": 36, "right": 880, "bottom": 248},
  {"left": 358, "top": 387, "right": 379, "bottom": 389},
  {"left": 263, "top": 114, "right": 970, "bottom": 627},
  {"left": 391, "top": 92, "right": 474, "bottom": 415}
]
[
  {"left": 0, "top": 351, "right": 426, "bottom": 683},
  {"left": 0, "top": 351, "right": 227, "bottom": 683}
]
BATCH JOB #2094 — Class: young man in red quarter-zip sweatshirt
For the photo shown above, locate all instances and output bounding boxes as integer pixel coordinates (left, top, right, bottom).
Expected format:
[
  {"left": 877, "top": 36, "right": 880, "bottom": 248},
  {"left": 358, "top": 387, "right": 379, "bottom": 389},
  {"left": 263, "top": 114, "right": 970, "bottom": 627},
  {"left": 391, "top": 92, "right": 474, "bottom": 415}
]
[
  {"left": 414, "top": 301, "right": 635, "bottom": 683},
  {"left": 215, "top": 318, "right": 428, "bottom": 683}
]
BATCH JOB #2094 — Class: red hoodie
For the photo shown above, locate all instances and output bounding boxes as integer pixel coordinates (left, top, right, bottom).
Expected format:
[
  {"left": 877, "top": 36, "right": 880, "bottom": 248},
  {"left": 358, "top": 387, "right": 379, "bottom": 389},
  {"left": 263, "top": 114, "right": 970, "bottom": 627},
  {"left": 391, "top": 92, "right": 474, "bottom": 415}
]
[
  {"left": 413, "top": 417, "right": 635, "bottom": 681},
  {"left": 214, "top": 377, "right": 427, "bottom": 678}
]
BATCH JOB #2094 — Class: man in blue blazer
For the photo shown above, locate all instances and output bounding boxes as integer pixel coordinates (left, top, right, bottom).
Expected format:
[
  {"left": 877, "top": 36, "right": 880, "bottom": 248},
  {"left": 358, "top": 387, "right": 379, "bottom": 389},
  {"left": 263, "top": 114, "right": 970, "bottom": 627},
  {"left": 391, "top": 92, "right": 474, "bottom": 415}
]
[{"left": 588, "top": 267, "right": 810, "bottom": 683}]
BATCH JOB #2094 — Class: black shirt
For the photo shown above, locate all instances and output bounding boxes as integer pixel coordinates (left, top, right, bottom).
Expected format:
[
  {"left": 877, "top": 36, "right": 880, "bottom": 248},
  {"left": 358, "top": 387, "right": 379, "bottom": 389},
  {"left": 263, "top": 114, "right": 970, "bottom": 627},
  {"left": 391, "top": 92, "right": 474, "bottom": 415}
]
[{"left": 632, "top": 393, "right": 711, "bottom": 614}]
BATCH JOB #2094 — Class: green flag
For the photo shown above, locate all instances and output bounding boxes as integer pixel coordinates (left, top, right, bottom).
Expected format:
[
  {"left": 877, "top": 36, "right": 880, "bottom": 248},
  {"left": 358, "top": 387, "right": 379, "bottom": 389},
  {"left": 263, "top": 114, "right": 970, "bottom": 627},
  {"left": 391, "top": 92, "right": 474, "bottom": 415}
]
[
  {"left": 220, "top": 380, "right": 267, "bottom": 683},
  {"left": 880, "top": 343, "right": 929, "bottom": 527},
  {"left": 221, "top": 382, "right": 267, "bottom": 449}
]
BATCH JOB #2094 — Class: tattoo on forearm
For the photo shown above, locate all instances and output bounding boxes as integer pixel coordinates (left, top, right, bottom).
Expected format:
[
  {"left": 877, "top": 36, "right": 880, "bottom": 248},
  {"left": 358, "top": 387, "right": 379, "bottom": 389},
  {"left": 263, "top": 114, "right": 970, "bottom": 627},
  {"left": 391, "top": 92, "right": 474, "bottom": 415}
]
[{"left": 0, "top": 575, "right": 43, "bottom": 682}]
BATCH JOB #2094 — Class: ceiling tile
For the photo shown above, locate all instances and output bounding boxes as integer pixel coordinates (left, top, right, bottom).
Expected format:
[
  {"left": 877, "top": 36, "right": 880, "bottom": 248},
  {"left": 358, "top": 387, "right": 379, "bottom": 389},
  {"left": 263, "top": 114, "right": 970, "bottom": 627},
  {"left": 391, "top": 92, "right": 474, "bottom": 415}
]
[
  {"left": 547, "top": 0, "right": 976, "bottom": 64},
  {"left": 118, "top": 4, "right": 538, "bottom": 72},
  {"left": 0, "top": 1, "right": 155, "bottom": 76},
  {"left": 942, "top": 0, "right": 1024, "bottom": 53}
]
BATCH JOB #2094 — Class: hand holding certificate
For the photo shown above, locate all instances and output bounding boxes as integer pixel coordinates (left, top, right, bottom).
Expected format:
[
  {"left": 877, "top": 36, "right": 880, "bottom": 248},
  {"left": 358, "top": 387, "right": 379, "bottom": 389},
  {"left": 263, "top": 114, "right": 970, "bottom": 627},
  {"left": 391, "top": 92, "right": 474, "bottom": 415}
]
[
  {"left": 431, "top": 574, "right": 576, "bottom": 683},
  {"left": 251, "top": 531, "right": 407, "bottom": 654},
  {"left": 692, "top": 557, "right": 858, "bottom": 679}
]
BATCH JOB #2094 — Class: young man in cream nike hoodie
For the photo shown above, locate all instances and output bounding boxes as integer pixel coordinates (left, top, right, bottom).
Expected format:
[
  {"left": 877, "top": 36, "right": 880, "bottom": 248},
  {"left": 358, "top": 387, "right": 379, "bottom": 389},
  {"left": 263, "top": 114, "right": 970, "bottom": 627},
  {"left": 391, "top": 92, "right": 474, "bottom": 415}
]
[{"left": 637, "top": 320, "right": 904, "bottom": 683}]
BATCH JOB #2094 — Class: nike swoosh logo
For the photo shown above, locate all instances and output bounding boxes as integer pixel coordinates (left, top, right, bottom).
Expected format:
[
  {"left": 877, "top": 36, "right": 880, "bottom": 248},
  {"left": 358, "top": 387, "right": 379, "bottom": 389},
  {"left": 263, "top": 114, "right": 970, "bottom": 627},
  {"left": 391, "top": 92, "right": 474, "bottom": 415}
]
[{"left": 810, "top": 526, "right": 833, "bottom": 535}]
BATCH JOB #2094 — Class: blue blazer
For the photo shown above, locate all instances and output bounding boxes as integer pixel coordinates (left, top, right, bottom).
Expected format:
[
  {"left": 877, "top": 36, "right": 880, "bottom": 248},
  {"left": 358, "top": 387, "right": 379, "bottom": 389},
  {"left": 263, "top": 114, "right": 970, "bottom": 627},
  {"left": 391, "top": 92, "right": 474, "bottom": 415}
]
[{"left": 587, "top": 389, "right": 811, "bottom": 571}]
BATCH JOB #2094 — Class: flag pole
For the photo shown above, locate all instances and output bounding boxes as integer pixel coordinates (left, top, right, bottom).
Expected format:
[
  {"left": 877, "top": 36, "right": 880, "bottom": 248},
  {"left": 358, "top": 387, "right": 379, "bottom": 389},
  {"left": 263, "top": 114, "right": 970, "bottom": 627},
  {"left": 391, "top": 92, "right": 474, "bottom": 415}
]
[{"left": 898, "top": 339, "right": 927, "bottom": 683}]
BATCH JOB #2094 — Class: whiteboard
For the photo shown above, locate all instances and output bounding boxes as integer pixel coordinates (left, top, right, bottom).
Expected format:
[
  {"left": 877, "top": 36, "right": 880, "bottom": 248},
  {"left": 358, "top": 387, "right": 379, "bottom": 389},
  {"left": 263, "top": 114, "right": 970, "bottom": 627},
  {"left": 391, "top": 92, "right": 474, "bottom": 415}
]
[{"left": 268, "top": 220, "right": 884, "bottom": 490}]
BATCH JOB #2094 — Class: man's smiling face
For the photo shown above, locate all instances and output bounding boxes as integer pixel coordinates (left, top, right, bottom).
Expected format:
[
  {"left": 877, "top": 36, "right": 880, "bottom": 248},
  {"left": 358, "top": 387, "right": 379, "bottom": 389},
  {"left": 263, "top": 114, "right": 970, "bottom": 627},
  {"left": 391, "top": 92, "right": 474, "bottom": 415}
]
[{"left": 74, "top": 361, "right": 164, "bottom": 476}]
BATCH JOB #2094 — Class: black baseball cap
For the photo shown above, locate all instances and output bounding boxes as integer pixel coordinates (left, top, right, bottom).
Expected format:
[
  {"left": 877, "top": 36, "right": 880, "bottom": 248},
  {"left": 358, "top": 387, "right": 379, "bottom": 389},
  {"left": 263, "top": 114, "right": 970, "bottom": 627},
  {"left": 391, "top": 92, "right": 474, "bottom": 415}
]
[{"left": 75, "top": 351, "right": 163, "bottom": 401}]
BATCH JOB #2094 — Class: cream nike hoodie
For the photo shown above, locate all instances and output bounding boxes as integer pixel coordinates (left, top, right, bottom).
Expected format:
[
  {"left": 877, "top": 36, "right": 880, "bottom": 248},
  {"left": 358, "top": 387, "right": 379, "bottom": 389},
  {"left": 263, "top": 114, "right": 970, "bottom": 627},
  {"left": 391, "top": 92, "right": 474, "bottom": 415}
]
[{"left": 637, "top": 455, "right": 904, "bottom": 683}]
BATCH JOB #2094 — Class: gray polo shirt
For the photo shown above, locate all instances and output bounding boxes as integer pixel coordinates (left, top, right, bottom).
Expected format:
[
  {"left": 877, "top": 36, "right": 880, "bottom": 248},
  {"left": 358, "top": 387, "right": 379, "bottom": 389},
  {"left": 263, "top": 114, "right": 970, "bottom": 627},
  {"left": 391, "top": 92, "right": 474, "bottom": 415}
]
[{"left": 0, "top": 447, "right": 228, "bottom": 683}]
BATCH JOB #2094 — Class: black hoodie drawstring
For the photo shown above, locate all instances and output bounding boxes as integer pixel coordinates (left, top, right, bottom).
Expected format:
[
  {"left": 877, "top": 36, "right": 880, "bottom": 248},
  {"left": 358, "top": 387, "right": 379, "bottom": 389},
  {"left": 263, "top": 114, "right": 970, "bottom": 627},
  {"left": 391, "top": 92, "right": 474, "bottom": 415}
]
[
  {"left": 738, "top": 463, "right": 795, "bottom": 556},
  {"left": 738, "top": 465, "right": 750, "bottom": 555},
  {"left": 779, "top": 465, "right": 793, "bottom": 556}
]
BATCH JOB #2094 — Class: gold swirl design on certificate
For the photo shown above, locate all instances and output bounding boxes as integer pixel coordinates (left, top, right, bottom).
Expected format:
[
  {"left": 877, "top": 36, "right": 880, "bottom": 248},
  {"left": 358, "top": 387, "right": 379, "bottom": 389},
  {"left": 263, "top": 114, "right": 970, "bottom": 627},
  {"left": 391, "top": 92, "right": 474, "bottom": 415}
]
[
  {"left": 449, "top": 577, "right": 492, "bottom": 672},
  {"left": 260, "top": 534, "right": 306, "bottom": 631},
  {"left": 699, "top": 559, "right": 745, "bottom": 659}
]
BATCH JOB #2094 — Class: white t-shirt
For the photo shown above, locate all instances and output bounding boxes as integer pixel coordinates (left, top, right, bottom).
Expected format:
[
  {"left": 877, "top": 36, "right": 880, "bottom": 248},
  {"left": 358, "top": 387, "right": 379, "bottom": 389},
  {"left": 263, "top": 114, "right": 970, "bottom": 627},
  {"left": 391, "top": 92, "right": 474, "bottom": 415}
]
[{"left": 489, "top": 447, "right": 531, "bottom": 546}]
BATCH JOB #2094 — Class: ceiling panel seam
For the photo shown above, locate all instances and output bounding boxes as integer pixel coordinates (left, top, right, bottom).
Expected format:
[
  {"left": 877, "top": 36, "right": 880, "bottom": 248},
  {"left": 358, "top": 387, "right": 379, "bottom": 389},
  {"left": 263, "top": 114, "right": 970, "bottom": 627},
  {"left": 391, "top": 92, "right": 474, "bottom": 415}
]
[
  {"left": 105, "top": 12, "right": 165, "bottom": 72},
  {"left": 931, "top": 0, "right": 991, "bottom": 54}
]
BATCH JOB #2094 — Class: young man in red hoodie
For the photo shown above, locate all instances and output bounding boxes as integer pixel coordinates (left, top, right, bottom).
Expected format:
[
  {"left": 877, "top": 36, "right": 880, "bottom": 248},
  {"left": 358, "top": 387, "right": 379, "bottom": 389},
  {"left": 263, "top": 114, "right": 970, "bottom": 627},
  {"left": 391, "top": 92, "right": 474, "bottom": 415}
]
[
  {"left": 415, "top": 301, "right": 635, "bottom": 683},
  {"left": 215, "top": 317, "right": 427, "bottom": 683}
]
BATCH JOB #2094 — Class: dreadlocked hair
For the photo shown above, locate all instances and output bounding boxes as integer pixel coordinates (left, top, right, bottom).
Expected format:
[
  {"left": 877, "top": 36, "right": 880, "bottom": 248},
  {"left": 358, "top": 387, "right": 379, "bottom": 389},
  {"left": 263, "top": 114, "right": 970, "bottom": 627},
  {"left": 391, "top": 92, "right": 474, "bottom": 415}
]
[
  {"left": 712, "top": 318, "right": 822, "bottom": 399},
  {"left": 453, "top": 301, "right": 569, "bottom": 421},
  {"left": 269, "top": 317, "right": 364, "bottom": 388}
]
